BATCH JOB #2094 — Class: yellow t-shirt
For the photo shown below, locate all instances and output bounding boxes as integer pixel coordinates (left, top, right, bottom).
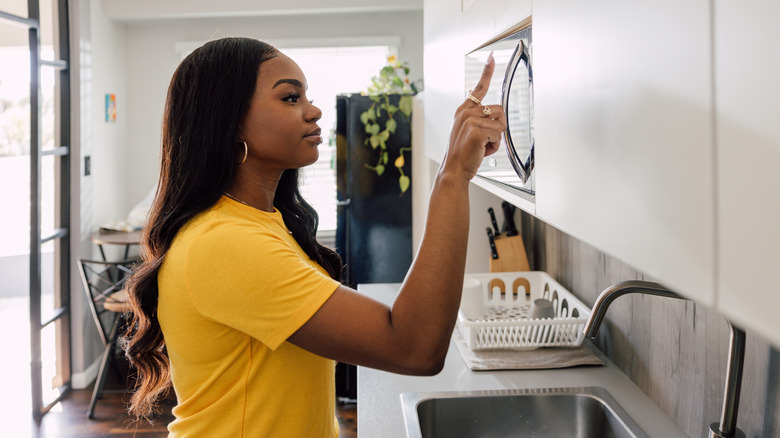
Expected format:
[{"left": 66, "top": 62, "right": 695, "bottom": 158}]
[{"left": 157, "top": 196, "right": 342, "bottom": 437}]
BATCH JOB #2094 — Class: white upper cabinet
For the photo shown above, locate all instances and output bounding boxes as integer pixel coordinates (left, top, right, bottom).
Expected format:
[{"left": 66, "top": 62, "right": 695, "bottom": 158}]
[
  {"left": 460, "top": 0, "right": 532, "bottom": 52},
  {"left": 422, "top": 0, "right": 463, "bottom": 162},
  {"left": 531, "top": 1, "right": 715, "bottom": 304},
  {"left": 423, "top": 0, "right": 533, "bottom": 163},
  {"left": 714, "top": 1, "right": 780, "bottom": 346}
]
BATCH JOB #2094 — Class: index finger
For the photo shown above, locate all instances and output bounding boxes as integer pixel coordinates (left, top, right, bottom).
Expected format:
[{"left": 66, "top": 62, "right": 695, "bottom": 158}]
[{"left": 469, "top": 52, "right": 495, "bottom": 101}]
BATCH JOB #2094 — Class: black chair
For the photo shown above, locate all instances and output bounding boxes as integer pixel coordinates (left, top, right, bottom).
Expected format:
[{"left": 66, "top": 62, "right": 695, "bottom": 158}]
[{"left": 78, "top": 258, "right": 136, "bottom": 418}]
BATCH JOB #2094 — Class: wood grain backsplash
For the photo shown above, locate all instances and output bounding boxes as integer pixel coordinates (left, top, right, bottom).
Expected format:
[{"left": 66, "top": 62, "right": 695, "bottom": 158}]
[{"left": 518, "top": 210, "right": 779, "bottom": 438}]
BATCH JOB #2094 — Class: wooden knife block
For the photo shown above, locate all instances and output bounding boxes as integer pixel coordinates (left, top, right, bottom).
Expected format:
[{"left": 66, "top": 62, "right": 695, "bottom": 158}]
[{"left": 489, "top": 234, "right": 530, "bottom": 272}]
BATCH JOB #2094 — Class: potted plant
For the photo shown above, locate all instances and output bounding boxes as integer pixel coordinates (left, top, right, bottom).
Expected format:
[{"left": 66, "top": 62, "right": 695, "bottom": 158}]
[{"left": 359, "top": 55, "right": 418, "bottom": 194}]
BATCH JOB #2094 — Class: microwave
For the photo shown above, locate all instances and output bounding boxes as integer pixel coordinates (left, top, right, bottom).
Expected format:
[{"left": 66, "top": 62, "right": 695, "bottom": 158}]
[{"left": 465, "top": 22, "right": 534, "bottom": 194}]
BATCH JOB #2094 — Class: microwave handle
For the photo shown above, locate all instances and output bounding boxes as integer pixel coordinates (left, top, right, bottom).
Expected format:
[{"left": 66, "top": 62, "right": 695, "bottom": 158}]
[{"left": 501, "top": 39, "right": 534, "bottom": 183}]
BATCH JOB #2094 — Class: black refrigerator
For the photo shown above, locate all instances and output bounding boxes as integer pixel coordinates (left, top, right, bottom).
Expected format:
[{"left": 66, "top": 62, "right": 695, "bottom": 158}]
[{"left": 334, "top": 94, "right": 413, "bottom": 400}]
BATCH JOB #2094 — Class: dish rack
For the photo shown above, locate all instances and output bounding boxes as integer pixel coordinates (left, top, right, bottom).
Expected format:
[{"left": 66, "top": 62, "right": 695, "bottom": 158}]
[{"left": 458, "top": 271, "right": 591, "bottom": 351}]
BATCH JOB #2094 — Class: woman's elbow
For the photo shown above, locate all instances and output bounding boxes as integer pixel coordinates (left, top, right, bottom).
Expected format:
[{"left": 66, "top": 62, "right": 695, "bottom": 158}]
[
  {"left": 405, "top": 348, "right": 447, "bottom": 376},
  {"left": 418, "top": 356, "right": 446, "bottom": 376}
]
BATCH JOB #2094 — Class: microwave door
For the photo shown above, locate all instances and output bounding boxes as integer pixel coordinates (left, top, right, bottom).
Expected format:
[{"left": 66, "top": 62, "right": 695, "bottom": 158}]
[{"left": 468, "top": 24, "right": 534, "bottom": 194}]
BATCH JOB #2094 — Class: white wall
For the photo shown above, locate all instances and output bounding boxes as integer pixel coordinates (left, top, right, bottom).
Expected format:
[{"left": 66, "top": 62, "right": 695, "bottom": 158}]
[
  {"left": 88, "top": 0, "right": 127, "bottom": 233},
  {"left": 122, "top": 11, "right": 424, "bottom": 210},
  {"left": 70, "top": 0, "right": 128, "bottom": 382},
  {"left": 101, "top": 0, "right": 421, "bottom": 21}
]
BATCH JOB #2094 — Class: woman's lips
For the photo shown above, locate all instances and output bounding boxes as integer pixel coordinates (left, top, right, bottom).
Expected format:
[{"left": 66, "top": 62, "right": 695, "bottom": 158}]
[{"left": 305, "top": 130, "right": 322, "bottom": 144}]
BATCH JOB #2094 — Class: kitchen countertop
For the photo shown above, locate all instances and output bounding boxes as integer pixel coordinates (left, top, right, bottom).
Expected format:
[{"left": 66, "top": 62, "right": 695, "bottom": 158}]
[{"left": 356, "top": 283, "right": 687, "bottom": 438}]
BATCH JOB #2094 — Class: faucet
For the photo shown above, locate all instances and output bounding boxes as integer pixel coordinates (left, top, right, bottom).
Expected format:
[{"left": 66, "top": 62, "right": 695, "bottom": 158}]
[{"left": 583, "top": 280, "right": 747, "bottom": 438}]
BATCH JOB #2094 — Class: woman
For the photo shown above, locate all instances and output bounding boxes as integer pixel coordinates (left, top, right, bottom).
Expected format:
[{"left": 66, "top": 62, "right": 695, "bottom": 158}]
[{"left": 124, "top": 37, "right": 504, "bottom": 437}]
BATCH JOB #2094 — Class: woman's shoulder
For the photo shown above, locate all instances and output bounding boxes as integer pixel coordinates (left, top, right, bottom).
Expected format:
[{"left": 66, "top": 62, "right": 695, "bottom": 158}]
[{"left": 175, "top": 201, "right": 284, "bottom": 255}]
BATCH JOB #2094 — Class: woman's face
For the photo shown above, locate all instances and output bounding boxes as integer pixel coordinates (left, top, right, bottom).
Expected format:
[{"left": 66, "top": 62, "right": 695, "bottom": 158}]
[{"left": 239, "top": 53, "right": 323, "bottom": 172}]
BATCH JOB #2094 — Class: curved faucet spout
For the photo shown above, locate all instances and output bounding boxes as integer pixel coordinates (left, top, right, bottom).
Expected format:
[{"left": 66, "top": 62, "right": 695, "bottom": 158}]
[
  {"left": 583, "top": 280, "right": 684, "bottom": 339},
  {"left": 583, "top": 280, "right": 747, "bottom": 438}
]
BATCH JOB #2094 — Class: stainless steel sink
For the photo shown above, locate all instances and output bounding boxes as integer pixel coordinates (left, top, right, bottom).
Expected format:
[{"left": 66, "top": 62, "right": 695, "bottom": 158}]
[{"left": 401, "top": 386, "right": 649, "bottom": 438}]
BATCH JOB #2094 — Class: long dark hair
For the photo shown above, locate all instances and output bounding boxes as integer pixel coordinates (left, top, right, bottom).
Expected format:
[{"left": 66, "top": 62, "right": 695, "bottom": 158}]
[{"left": 123, "top": 37, "right": 343, "bottom": 419}]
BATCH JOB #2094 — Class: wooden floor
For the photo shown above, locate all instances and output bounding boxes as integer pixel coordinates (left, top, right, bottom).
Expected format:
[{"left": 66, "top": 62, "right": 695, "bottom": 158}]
[{"left": 31, "top": 388, "right": 357, "bottom": 437}]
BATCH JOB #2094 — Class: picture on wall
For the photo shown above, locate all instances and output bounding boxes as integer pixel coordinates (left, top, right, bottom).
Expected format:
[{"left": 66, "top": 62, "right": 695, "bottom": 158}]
[{"left": 105, "top": 93, "right": 116, "bottom": 122}]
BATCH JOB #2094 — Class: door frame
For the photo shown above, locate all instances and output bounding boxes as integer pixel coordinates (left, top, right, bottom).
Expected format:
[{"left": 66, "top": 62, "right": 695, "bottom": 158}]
[{"left": 1, "top": 0, "right": 73, "bottom": 421}]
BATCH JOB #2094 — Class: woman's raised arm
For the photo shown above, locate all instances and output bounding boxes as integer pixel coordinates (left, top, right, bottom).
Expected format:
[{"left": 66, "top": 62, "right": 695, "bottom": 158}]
[{"left": 289, "top": 53, "right": 505, "bottom": 375}]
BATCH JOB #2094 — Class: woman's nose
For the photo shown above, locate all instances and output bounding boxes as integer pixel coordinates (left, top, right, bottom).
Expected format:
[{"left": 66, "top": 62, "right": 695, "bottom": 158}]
[{"left": 306, "top": 102, "right": 322, "bottom": 123}]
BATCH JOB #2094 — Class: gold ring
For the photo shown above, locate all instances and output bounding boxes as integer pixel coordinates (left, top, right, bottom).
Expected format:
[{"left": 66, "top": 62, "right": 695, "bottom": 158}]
[
  {"left": 467, "top": 93, "right": 481, "bottom": 105},
  {"left": 482, "top": 106, "right": 492, "bottom": 116}
]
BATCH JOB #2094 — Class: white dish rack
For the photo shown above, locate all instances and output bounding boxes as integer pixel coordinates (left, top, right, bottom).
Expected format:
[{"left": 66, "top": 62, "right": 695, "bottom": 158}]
[{"left": 458, "top": 271, "right": 591, "bottom": 351}]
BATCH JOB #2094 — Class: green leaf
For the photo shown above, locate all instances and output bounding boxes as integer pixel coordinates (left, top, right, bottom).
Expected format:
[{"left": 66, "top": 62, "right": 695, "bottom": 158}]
[
  {"left": 382, "top": 66, "right": 395, "bottom": 75},
  {"left": 382, "top": 151, "right": 389, "bottom": 165},
  {"left": 399, "top": 175, "right": 410, "bottom": 193},
  {"left": 399, "top": 96, "right": 413, "bottom": 117},
  {"left": 376, "top": 164, "right": 385, "bottom": 176},
  {"left": 360, "top": 111, "right": 369, "bottom": 125},
  {"left": 392, "top": 76, "right": 404, "bottom": 88},
  {"left": 369, "top": 135, "right": 380, "bottom": 149},
  {"left": 386, "top": 117, "right": 397, "bottom": 133},
  {"left": 369, "top": 123, "right": 380, "bottom": 135},
  {"left": 387, "top": 104, "right": 398, "bottom": 113},
  {"left": 378, "top": 130, "right": 390, "bottom": 142},
  {"left": 404, "top": 67, "right": 410, "bottom": 75}
]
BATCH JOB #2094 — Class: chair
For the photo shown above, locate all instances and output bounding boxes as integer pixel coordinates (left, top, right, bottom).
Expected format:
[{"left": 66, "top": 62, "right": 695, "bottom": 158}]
[{"left": 78, "top": 258, "right": 137, "bottom": 418}]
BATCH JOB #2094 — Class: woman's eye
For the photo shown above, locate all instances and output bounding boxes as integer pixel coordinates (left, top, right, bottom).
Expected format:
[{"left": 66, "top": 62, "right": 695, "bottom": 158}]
[{"left": 283, "top": 93, "right": 300, "bottom": 103}]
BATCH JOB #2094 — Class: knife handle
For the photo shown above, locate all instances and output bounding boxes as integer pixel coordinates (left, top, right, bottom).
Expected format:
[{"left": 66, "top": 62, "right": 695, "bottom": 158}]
[
  {"left": 486, "top": 228, "right": 498, "bottom": 259},
  {"left": 501, "top": 201, "right": 518, "bottom": 236},
  {"left": 488, "top": 207, "right": 500, "bottom": 236}
]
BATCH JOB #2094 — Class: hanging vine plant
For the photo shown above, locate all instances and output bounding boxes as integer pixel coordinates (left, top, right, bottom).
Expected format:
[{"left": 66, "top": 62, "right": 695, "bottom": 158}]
[{"left": 360, "top": 55, "right": 417, "bottom": 194}]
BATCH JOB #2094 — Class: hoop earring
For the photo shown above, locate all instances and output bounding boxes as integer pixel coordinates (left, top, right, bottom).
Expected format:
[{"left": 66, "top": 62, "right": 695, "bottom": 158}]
[{"left": 239, "top": 141, "right": 248, "bottom": 164}]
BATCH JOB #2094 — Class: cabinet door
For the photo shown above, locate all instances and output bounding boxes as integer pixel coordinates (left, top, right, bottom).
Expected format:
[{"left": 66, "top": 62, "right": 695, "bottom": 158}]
[
  {"left": 714, "top": 2, "right": 780, "bottom": 347},
  {"left": 460, "top": 0, "right": 532, "bottom": 53},
  {"left": 423, "top": 0, "right": 463, "bottom": 162},
  {"left": 533, "top": 1, "right": 715, "bottom": 303}
]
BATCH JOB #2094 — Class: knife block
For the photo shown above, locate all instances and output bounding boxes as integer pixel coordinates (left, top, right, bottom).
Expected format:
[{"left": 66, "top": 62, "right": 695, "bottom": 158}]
[{"left": 489, "top": 234, "right": 530, "bottom": 273}]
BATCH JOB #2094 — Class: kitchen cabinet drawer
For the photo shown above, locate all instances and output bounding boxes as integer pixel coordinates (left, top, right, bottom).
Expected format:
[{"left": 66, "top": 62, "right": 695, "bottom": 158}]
[
  {"left": 714, "top": 1, "right": 780, "bottom": 347},
  {"left": 531, "top": 1, "right": 715, "bottom": 304}
]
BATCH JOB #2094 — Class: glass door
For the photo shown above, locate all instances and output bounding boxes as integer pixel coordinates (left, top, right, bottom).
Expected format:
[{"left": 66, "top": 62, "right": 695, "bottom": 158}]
[{"left": 0, "top": 0, "right": 71, "bottom": 422}]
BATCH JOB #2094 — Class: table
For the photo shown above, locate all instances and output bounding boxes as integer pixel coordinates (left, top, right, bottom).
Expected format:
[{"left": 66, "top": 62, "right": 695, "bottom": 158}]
[{"left": 89, "top": 230, "right": 141, "bottom": 261}]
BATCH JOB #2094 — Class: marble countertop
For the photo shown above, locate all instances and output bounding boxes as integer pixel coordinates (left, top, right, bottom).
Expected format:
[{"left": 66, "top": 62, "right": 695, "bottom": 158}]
[{"left": 356, "top": 283, "right": 687, "bottom": 438}]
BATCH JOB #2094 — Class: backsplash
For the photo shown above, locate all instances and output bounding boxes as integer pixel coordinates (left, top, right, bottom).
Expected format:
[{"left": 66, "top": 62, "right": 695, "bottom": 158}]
[{"left": 518, "top": 210, "right": 779, "bottom": 438}]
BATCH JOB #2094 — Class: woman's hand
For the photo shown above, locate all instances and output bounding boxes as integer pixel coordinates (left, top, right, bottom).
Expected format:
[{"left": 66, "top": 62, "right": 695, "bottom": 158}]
[{"left": 441, "top": 53, "right": 506, "bottom": 181}]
